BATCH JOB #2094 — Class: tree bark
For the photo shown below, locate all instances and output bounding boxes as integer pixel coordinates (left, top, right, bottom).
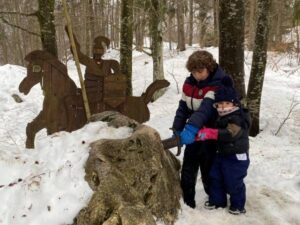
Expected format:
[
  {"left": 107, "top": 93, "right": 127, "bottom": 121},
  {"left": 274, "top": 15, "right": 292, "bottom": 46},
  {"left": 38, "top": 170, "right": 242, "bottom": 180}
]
[
  {"left": 120, "top": 0, "right": 133, "bottom": 96},
  {"left": 246, "top": 0, "right": 271, "bottom": 136},
  {"left": 149, "top": 0, "right": 165, "bottom": 100},
  {"left": 219, "top": 0, "right": 246, "bottom": 99},
  {"left": 176, "top": 0, "right": 185, "bottom": 51},
  {"left": 36, "top": 0, "right": 57, "bottom": 57},
  {"left": 0, "top": 24, "right": 8, "bottom": 64},
  {"left": 213, "top": 0, "right": 219, "bottom": 46},
  {"left": 188, "top": 0, "right": 193, "bottom": 46},
  {"left": 99, "top": 0, "right": 106, "bottom": 35},
  {"left": 134, "top": 3, "right": 146, "bottom": 51},
  {"left": 167, "top": 3, "right": 176, "bottom": 50},
  {"left": 110, "top": 0, "right": 115, "bottom": 48},
  {"left": 247, "top": 0, "right": 257, "bottom": 50},
  {"left": 83, "top": 0, "right": 88, "bottom": 54},
  {"left": 11, "top": 12, "right": 24, "bottom": 65},
  {"left": 84, "top": 0, "right": 94, "bottom": 56},
  {"left": 275, "top": 0, "right": 283, "bottom": 43},
  {"left": 293, "top": 0, "right": 300, "bottom": 63},
  {"left": 194, "top": 0, "right": 211, "bottom": 47},
  {"left": 113, "top": 0, "right": 120, "bottom": 48}
]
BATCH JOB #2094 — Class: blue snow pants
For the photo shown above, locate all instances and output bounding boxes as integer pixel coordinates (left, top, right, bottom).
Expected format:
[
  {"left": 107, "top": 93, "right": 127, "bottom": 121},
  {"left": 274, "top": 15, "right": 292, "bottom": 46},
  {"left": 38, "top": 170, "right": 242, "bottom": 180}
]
[{"left": 208, "top": 153, "right": 250, "bottom": 210}]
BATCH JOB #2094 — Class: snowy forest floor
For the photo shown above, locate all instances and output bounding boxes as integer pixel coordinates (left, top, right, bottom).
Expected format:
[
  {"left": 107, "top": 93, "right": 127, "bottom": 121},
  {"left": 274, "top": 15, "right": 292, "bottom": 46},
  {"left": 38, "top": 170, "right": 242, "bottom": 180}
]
[{"left": 0, "top": 46, "right": 299, "bottom": 225}]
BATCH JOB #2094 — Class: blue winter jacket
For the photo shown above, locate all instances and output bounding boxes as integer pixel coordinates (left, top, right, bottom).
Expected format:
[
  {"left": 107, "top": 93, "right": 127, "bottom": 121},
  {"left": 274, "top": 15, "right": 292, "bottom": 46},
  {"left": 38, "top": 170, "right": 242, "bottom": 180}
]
[{"left": 172, "top": 65, "right": 227, "bottom": 131}]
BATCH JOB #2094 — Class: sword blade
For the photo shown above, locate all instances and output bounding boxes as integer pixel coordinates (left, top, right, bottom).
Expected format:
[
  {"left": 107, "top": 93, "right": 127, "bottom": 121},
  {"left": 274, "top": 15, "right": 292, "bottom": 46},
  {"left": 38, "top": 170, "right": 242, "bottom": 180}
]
[{"left": 161, "top": 137, "right": 180, "bottom": 150}]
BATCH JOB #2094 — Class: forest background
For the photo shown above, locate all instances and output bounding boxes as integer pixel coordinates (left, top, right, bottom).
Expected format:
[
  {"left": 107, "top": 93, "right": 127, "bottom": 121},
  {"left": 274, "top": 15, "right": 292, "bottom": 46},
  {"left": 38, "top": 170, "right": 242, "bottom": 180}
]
[
  {"left": 0, "top": 0, "right": 299, "bottom": 136},
  {"left": 0, "top": 1, "right": 300, "bottom": 224}
]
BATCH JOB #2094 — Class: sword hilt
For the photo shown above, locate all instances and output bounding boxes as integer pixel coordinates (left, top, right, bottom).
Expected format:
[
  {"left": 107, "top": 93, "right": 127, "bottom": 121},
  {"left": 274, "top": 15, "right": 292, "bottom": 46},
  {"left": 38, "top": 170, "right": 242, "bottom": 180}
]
[{"left": 161, "top": 128, "right": 182, "bottom": 156}]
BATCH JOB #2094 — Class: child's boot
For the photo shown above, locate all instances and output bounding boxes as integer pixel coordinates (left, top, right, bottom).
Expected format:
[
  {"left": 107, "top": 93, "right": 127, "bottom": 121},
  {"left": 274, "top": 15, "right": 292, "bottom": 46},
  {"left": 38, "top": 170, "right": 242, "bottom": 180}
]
[{"left": 228, "top": 206, "right": 246, "bottom": 215}]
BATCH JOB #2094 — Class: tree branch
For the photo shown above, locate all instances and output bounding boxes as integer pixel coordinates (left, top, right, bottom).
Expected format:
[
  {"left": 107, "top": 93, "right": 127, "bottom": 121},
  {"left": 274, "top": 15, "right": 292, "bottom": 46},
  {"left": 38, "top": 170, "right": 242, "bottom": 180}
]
[
  {"left": 0, "top": 16, "right": 40, "bottom": 37},
  {"left": 141, "top": 48, "right": 152, "bottom": 56},
  {"left": 167, "top": 65, "right": 180, "bottom": 94},
  {"left": 275, "top": 96, "right": 300, "bottom": 136},
  {"left": 0, "top": 11, "right": 37, "bottom": 17}
]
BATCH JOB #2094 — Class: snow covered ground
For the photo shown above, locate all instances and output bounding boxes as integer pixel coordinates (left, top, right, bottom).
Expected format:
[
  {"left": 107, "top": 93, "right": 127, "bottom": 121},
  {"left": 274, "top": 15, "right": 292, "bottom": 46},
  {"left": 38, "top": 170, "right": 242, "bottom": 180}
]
[{"left": 0, "top": 46, "right": 299, "bottom": 225}]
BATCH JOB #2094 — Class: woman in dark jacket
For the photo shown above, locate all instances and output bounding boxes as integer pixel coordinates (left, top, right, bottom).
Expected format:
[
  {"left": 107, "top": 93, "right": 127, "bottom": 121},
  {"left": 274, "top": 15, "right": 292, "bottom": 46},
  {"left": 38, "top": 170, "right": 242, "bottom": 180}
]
[{"left": 197, "top": 76, "right": 250, "bottom": 215}]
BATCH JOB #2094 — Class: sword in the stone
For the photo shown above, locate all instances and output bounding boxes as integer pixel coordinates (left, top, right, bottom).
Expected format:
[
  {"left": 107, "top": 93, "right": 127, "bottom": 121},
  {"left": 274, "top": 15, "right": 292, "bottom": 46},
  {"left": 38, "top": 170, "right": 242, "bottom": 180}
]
[
  {"left": 161, "top": 131, "right": 182, "bottom": 156},
  {"left": 161, "top": 128, "right": 207, "bottom": 156}
]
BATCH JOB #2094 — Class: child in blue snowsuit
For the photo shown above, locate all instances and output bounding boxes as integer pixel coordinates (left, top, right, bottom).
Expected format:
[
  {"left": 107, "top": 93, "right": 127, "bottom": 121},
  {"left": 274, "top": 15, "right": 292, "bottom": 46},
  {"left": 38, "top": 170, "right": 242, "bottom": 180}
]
[{"left": 197, "top": 76, "right": 250, "bottom": 215}]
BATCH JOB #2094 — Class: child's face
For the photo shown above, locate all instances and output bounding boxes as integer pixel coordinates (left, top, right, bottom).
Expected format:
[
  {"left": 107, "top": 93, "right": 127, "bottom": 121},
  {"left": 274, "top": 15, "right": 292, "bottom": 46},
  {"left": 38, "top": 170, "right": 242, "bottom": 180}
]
[
  {"left": 214, "top": 101, "right": 234, "bottom": 109},
  {"left": 191, "top": 68, "right": 209, "bottom": 81}
]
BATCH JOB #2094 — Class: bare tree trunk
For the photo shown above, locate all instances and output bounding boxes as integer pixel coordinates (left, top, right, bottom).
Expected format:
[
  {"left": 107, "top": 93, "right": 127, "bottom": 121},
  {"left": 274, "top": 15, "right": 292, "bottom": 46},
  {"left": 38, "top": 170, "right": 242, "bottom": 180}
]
[
  {"left": 294, "top": 0, "right": 300, "bottom": 63},
  {"left": 194, "top": 0, "right": 210, "bottom": 47},
  {"left": 213, "top": 0, "right": 219, "bottom": 46},
  {"left": 246, "top": 0, "right": 271, "bottom": 136},
  {"left": 56, "top": 22, "right": 66, "bottom": 61},
  {"left": 149, "top": 1, "right": 165, "bottom": 80},
  {"left": 89, "top": 0, "right": 95, "bottom": 44},
  {"left": 11, "top": 13, "right": 24, "bottom": 65},
  {"left": 82, "top": 0, "right": 94, "bottom": 56},
  {"left": 120, "top": 0, "right": 133, "bottom": 96},
  {"left": 199, "top": 16, "right": 208, "bottom": 47},
  {"left": 168, "top": 15, "right": 173, "bottom": 50},
  {"left": 134, "top": 4, "right": 145, "bottom": 51},
  {"left": 15, "top": 3, "right": 26, "bottom": 64},
  {"left": 36, "top": 0, "right": 57, "bottom": 57},
  {"left": 99, "top": 0, "right": 105, "bottom": 35},
  {"left": 110, "top": 0, "right": 115, "bottom": 48},
  {"left": 247, "top": 0, "right": 257, "bottom": 50},
  {"left": 219, "top": 0, "right": 246, "bottom": 99},
  {"left": 114, "top": 0, "right": 120, "bottom": 48},
  {"left": 0, "top": 24, "right": 8, "bottom": 64},
  {"left": 275, "top": 1, "right": 283, "bottom": 43},
  {"left": 167, "top": 3, "right": 176, "bottom": 50},
  {"left": 176, "top": 0, "right": 185, "bottom": 51},
  {"left": 188, "top": 0, "right": 193, "bottom": 46},
  {"left": 84, "top": 0, "right": 88, "bottom": 54},
  {"left": 296, "top": 23, "right": 300, "bottom": 64},
  {"left": 149, "top": 0, "right": 166, "bottom": 100}
]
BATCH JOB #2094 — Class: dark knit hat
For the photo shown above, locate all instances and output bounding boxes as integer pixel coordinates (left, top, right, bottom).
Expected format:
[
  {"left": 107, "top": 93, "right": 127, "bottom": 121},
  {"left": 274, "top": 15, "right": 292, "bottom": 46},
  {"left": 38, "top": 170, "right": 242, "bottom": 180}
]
[{"left": 215, "top": 76, "right": 240, "bottom": 104}]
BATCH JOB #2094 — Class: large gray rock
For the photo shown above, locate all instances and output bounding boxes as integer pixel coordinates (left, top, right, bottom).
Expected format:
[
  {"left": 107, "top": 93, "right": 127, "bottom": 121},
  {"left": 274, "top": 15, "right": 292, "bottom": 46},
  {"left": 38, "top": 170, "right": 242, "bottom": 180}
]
[{"left": 74, "top": 112, "right": 181, "bottom": 225}]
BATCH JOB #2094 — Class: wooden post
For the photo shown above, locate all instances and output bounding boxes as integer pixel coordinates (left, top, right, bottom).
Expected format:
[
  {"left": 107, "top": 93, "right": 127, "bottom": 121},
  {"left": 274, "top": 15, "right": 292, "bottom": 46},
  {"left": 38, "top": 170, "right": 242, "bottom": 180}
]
[{"left": 62, "top": 0, "right": 91, "bottom": 120}]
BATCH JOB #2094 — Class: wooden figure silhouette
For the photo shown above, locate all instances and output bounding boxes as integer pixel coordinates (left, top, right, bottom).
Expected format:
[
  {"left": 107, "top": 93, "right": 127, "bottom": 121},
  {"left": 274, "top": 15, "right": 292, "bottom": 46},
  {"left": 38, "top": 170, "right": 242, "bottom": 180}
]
[
  {"left": 19, "top": 50, "right": 170, "bottom": 149},
  {"left": 19, "top": 50, "right": 86, "bottom": 149},
  {"left": 65, "top": 29, "right": 122, "bottom": 115}
]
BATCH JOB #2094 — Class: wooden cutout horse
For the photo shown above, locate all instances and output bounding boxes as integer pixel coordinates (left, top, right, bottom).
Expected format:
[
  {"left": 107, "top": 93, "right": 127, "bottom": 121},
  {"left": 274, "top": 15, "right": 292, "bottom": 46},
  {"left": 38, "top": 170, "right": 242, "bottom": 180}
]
[
  {"left": 19, "top": 50, "right": 170, "bottom": 149},
  {"left": 19, "top": 50, "right": 86, "bottom": 149}
]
